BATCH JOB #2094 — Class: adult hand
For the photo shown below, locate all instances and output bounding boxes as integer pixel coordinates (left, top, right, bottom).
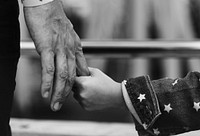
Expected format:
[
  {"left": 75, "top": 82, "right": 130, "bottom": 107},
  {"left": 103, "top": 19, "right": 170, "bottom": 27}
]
[
  {"left": 23, "top": 0, "right": 89, "bottom": 111},
  {"left": 73, "top": 67, "right": 126, "bottom": 111}
]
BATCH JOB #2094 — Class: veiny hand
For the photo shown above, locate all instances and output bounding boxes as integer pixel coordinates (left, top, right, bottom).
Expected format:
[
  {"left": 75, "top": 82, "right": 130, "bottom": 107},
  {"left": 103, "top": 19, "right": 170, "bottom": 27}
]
[
  {"left": 23, "top": 0, "right": 89, "bottom": 111},
  {"left": 73, "top": 67, "right": 126, "bottom": 111}
]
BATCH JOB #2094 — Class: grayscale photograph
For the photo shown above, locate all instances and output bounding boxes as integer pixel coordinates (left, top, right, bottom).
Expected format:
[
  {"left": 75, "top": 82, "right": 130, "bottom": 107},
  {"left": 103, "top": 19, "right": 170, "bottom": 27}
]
[{"left": 1, "top": 0, "right": 200, "bottom": 136}]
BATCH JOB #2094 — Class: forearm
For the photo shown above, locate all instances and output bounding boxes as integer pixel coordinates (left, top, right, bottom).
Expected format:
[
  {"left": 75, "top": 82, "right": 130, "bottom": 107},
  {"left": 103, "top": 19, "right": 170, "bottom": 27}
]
[{"left": 123, "top": 71, "right": 200, "bottom": 136}]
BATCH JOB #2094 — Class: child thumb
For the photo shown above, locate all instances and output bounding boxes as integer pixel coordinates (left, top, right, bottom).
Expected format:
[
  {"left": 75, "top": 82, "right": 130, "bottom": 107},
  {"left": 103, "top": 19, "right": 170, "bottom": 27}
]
[{"left": 88, "top": 67, "right": 101, "bottom": 76}]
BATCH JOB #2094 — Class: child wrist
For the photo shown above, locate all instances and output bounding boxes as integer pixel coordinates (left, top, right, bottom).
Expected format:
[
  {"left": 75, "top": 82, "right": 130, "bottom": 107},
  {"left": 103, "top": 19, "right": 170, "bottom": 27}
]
[
  {"left": 22, "top": 0, "right": 55, "bottom": 7},
  {"left": 115, "top": 82, "right": 126, "bottom": 109}
]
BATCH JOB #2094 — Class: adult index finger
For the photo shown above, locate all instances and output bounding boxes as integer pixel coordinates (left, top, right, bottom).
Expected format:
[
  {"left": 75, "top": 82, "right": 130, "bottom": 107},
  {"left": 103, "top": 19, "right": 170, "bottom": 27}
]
[{"left": 74, "top": 35, "right": 90, "bottom": 76}]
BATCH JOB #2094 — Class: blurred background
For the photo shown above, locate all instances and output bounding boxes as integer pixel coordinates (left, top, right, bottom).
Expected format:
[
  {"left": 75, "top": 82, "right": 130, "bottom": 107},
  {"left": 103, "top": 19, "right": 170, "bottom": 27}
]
[{"left": 12, "top": 0, "right": 200, "bottom": 124}]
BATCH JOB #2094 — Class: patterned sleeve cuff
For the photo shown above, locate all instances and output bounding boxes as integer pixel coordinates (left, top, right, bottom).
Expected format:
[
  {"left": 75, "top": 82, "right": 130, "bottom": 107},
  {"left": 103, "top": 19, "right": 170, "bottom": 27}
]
[
  {"left": 125, "top": 76, "right": 161, "bottom": 130},
  {"left": 121, "top": 80, "right": 143, "bottom": 125}
]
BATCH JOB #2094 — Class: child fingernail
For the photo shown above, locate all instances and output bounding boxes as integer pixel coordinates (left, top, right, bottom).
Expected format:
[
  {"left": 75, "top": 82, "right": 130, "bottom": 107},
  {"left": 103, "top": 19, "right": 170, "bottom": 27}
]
[{"left": 54, "top": 102, "right": 62, "bottom": 111}]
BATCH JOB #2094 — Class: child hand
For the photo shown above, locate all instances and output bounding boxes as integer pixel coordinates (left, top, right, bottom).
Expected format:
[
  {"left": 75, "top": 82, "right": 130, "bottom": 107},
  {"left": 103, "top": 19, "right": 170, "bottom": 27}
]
[{"left": 73, "top": 67, "right": 126, "bottom": 111}]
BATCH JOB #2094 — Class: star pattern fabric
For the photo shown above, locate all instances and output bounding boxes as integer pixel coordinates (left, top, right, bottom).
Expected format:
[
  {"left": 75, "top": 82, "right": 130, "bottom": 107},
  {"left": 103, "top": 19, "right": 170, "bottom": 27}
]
[
  {"left": 193, "top": 102, "right": 200, "bottom": 112},
  {"left": 164, "top": 104, "right": 172, "bottom": 113},
  {"left": 137, "top": 94, "right": 146, "bottom": 102},
  {"left": 124, "top": 72, "right": 200, "bottom": 136},
  {"left": 153, "top": 128, "right": 160, "bottom": 135},
  {"left": 143, "top": 123, "right": 148, "bottom": 129},
  {"left": 172, "top": 79, "right": 179, "bottom": 86},
  {"left": 124, "top": 80, "right": 127, "bottom": 85}
]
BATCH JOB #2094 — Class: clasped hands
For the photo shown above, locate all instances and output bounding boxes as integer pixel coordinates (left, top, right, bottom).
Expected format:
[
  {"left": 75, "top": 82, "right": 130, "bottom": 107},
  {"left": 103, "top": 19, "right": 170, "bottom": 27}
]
[{"left": 24, "top": 0, "right": 125, "bottom": 111}]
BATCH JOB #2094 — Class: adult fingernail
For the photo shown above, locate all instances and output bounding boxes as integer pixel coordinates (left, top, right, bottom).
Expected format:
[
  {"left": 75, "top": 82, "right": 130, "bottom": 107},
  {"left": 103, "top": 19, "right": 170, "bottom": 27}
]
[
  {"left": 54, "top": 102, "right": 62, "bottom": 111},
  {"left": 43, "top": 92, "right": 49, "bottom": 98}
]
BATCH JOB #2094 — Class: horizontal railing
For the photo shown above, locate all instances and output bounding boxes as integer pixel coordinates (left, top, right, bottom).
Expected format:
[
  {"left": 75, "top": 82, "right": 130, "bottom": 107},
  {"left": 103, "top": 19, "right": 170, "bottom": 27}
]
[{"left": 21, "top": 41, "right": 200, "bottom": 58}]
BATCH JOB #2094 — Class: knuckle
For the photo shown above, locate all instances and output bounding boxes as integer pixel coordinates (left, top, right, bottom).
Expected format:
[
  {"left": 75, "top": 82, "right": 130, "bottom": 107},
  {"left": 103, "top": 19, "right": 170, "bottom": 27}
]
[
  {"left": 46, "top": 65, "right": 55, "bottom": 75},
  {"left": 36, "top": 44, "right": 49, "bottom": 53},
  {"left": 54, "top": 91, "right": 67, "bottom": 102},
  {"left": 59, "top": 70, "right": 68, "bottom": 80},
  {"left": 42, "top": 48, "right": 54, "bottom": 55},
  {"left": 70, "top": 52, "right": 76, "bottom": 59},
  {"left": 42, "top": 81, "right": 52, "bottom": 90},
  {"left": 48, "top": 50, "right": 55, "bottom": 56},
  {"left": 80, "top": 93, "right": 85, "bottom": 99},
  {"left": 75, "top": 42, "right": 83, "bottom": 52},
  {"left": 80, "top": 92, "right": 89, "bottom": 100},
  {"left": 66, "top": 76, "right": 75, "bottom": 86}
]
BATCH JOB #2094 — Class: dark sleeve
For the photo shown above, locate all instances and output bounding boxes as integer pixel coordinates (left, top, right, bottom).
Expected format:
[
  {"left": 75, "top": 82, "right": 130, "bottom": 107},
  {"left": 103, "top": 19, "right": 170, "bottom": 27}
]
[{"left": 125, "top": 71, "right": 200, "bottom": 136}]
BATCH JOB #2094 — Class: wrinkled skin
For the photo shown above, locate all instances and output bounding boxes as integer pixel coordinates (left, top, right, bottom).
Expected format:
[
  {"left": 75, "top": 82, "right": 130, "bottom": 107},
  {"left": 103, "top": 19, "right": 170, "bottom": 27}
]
[{"left": 24, "top": 0, "right": 89, "bottom": 111}]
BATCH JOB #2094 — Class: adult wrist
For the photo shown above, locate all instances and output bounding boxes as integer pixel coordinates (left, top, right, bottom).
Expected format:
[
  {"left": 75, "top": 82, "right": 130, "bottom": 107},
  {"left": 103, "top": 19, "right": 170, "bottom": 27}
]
[{"left": 22, "top": 0, "right": 55, "bottom": 7}]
